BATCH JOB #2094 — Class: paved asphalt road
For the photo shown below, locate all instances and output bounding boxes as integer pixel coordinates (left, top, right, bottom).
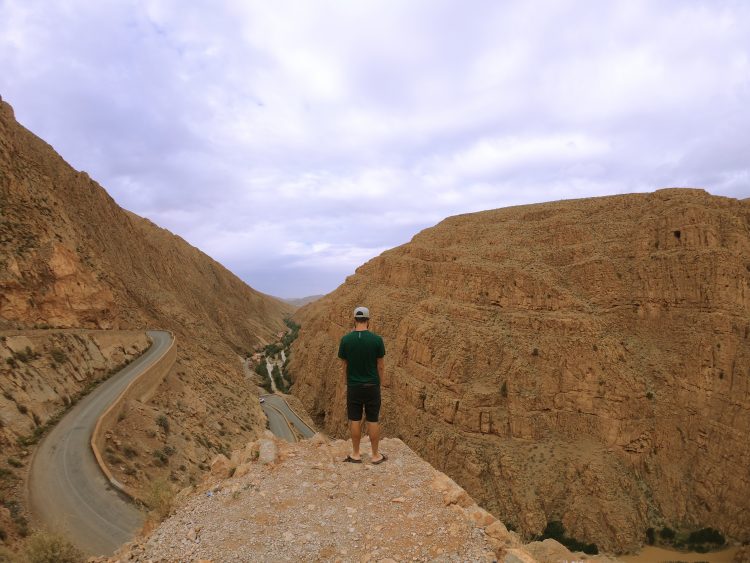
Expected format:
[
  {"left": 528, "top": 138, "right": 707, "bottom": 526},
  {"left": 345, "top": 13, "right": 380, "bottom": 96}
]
[
  {"left": 28, "top": 330, "right": 173, "bottom": 556},
  {"left": 260, "top": 394, "right": 316, "bottom": 441}
]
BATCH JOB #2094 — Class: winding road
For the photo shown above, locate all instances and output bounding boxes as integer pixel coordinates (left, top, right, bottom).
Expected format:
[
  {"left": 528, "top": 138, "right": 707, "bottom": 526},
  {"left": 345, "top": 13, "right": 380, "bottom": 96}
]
[
  {"left": 28, "top": 330, "right": 172, "bottom": 556},
  {"left": 260, "top": 394, "right": 316, "bottom": 442}
]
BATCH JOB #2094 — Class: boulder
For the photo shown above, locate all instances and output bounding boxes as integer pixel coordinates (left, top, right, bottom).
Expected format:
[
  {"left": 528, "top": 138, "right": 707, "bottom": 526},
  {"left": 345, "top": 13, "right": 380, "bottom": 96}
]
[
  {"left": 258, "top": 439, "right": 278, "bottom": 465},
  {"left": 209, "top": 454, "right": 232, "bottom": 478}
]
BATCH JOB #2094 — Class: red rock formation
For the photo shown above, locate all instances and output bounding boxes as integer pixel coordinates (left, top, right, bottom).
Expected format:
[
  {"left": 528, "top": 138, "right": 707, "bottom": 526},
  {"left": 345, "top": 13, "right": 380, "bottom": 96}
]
[{"left": 290, "top": 189, "right": 750, "bottom": 552}]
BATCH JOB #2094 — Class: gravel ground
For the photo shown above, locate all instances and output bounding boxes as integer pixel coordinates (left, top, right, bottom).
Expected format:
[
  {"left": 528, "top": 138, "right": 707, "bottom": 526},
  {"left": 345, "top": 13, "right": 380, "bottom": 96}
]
[{"left": 126, "top": 436, "right": 500, "bottom": 562}]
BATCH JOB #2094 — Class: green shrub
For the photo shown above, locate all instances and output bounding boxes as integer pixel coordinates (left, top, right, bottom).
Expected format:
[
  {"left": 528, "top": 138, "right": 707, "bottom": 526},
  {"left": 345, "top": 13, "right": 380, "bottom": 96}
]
[
  {"left": 23, "top": 530, "right": 84, "bottom": 562},
  {"left": 152, "top": 449, "right": 168, "bottom": 466},
  {"left": 660, "top": 527, "right": 676, "bottom": 540},
  {"left": 145, "top": 479, "right": 174, "bottom": 521},
  {"left": 688, "top": 527, "right": 725, "bottom": 546},
  {"left": 537, "top": 520, "right": 598, "bottom": 555},
  {"left": 272, "top": 364, "right": 287, "bottom": 393},
  {"left": 50, "top": 349, "right": 67, "bottom": 364},
  {"left": 7, "top": 458, "right": 22, "bottom": 468},
  {"left": 263, "top": 343, "right": 281, "bottom": 357},
  {"left": 156, "top": 414, "right": 169, "bottom": 433}
]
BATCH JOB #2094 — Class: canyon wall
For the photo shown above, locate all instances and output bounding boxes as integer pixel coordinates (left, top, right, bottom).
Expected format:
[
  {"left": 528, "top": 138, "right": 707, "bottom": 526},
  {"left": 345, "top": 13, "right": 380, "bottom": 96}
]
[
  {"left": 289, "top": 189, "right": 750, "bottom": 553},
  {"left": 0, "top": 97, "right": 292, "bottom": 516}
]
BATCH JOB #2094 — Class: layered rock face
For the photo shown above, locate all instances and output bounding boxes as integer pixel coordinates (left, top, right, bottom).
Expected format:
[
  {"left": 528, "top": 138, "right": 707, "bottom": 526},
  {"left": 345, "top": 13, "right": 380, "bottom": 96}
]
[
  {"left": 0, "top": 98, "right": 292, "bottom": 506},
  {"left": 290, "top": 189, "right": 750, "bottom": 553},
  {"left": 0, "top": 330, "right": 149, "bottom": 445},
  {"left": 0, "top": 98, "right": 289, "bottom": 347}
]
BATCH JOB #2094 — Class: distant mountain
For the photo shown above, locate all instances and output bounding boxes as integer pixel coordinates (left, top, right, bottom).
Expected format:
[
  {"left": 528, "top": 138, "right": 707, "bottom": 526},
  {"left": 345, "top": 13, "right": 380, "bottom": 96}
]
[
  {"left": 289, "top": 189, "right": 750, "bottom": 552},
  {"left": 281, "top": 295, "right": 324, "bottom": 308}
]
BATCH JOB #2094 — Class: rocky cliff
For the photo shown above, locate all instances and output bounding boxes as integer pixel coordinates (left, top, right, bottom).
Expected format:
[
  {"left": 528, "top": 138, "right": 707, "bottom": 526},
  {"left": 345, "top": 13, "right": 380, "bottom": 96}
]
[
  {"left": 289, "top": 189, "right": 750, "bottom": 553},
  {"left": 0, "top": 97, "right": 292, "bottom": 527},
  {"left": 0, "top": 97, "right": 289, "bottom": 344},
  {"left": 104, "top": 434, "right": 615, "bottom": 563}
]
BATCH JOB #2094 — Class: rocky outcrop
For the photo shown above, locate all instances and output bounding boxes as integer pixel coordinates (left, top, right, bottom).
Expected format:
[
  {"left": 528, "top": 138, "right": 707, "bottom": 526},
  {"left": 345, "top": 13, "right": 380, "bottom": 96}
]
[
  {"left": 106, "top": 435, "right": 609, "bottom": 562},
  {"left": 289, "top": 189, "right": 750, "bottom": 553}
]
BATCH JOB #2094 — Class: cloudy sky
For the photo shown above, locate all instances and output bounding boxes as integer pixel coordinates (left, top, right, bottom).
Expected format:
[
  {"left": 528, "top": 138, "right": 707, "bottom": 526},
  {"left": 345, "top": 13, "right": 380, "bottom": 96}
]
[{"left": 1, "top": 1, "right": 749, "bottom": 297}]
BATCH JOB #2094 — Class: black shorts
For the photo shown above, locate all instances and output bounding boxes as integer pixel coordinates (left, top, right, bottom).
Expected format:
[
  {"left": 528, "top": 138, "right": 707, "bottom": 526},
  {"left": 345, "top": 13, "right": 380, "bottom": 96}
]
[{"left": 347, "top": 384, "right": 381, "bottom": 422}]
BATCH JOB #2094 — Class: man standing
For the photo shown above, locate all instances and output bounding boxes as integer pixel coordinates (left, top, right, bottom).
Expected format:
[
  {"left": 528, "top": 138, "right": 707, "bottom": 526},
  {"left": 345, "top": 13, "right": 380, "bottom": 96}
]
[{"left": 338, "top": 306, "right": 386, "bottom": 464}]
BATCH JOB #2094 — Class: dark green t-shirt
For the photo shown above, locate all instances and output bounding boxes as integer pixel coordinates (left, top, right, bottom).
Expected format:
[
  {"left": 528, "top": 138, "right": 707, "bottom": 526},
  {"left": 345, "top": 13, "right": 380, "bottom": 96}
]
[{"left": 338, "top": 330, "right": 385, "bottom": 386}]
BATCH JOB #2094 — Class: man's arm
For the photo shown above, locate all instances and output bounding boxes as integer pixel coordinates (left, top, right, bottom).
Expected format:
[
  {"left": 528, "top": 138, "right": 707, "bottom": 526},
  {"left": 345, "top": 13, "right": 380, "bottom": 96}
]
[
  {"left": 377, "top": 357, "right": 386, "bottom": 387},
  {"left": 341, "top": 358, "right": 348, "bottom": 381}
]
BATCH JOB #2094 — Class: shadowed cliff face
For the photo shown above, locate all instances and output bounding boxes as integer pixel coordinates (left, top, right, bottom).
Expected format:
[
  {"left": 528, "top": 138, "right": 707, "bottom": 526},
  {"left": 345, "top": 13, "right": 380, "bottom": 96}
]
[{"left": 290, "top": 189, "right": 750, "bottom": 552}]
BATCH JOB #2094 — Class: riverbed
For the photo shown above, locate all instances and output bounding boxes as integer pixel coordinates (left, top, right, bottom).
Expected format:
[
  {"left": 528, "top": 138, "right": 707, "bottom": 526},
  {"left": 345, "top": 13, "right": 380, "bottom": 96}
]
[{"left": 619, "top": 545, "right": 739, "bottom": 563}]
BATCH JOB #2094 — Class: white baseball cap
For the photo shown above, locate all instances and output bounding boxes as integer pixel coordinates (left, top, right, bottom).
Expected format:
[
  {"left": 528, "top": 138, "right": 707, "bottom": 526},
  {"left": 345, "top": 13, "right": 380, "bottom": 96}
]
[{"left": 354, "top": 306, "right": 370, "bottom": 319}]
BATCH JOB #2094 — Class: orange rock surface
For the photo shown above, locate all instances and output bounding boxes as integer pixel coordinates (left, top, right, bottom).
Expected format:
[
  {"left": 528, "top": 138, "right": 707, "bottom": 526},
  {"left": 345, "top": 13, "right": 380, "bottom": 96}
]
[
  {"left": 0, "top": 97, "right": 292, "bottom": 536},
  {"left": 290, "top": 189, "right": 750, "bottom": 552}
]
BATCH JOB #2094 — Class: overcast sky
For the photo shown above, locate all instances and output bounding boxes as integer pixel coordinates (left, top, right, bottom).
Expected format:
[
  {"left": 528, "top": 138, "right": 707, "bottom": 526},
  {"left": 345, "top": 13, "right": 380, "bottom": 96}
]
[{"left": 1, "top": 1, "right": 749, "bottom": 297}]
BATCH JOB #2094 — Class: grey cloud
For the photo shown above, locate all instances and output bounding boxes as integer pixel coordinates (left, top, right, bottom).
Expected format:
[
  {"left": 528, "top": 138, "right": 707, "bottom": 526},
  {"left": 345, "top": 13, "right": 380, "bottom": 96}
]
[{"left": 1, "top": 1, "right": 749, "bottom": 297}]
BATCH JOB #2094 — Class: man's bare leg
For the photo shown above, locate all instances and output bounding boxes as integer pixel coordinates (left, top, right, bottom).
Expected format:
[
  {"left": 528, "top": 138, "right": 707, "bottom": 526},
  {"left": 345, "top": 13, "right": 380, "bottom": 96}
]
[
  {"left": 349, "top": 420, "right": 362, "bottom": 460},
  {"left": 369, "top": 422, "right": 382, "bottom": 462}
]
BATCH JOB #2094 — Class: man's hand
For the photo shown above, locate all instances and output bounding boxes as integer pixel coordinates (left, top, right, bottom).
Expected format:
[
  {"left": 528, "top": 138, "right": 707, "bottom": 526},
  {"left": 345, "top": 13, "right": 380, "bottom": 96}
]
[{"left": 378, "top": 357, "right": 388, "bottom": 387}]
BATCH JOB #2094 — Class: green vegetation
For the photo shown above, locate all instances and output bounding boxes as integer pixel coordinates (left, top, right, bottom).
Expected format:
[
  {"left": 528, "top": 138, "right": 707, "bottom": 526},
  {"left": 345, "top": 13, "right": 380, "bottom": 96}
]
[
  {"left": 6, "top": 458, "right": 22, "bottom": 468},
  {"left": 652, "top": 525, "right": 725, "bottom": 553},
  {"left": 660, "top": 527, "right": 676, "bottom": 540},
  {"left": 3, "top": 501, "right": 28, "bottom": 538},
  {"left": 263, "top": 342, "right": 282, "bottom": 357},
  {"left": 156, "top": 414, "right": 170, "bottom": 434},
  {"left": 282, "top": 318, "right": 300, "bottom": 348},
  {"left": 536, "top": 520, "right": 598, "bottom": 555},
  {"left": 272, "top": 364, "right": 288, "bottom": 393},
  {"left": 144, "top": 478, "right": 175, "bottom": 520},
  {"left": 50, "top": 349, "right": 68, "bottom": 364},
  {"left": 152, "top": 446, "right": 175, "bottom": 466},
  {"left": 687, "top": 527, "right": 725, "bottom": 547},
  {"left": 21, "top": 530, "right": 84, "bottom": 562},
  {"left": 13, "top": 347, "right": 41, "bottom": 363},
  {"left": 255, "top": 362, "right": 273, "bottom": 393}
]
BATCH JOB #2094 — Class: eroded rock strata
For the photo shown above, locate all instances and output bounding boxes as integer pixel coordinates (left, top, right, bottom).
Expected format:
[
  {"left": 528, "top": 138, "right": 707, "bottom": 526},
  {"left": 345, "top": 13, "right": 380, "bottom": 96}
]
[
  {"left": 290, "top": 189, "right": 750, "bottom": 552},
  {"left": 0, "top": 97, "right": 292, "bottom": 518}
]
